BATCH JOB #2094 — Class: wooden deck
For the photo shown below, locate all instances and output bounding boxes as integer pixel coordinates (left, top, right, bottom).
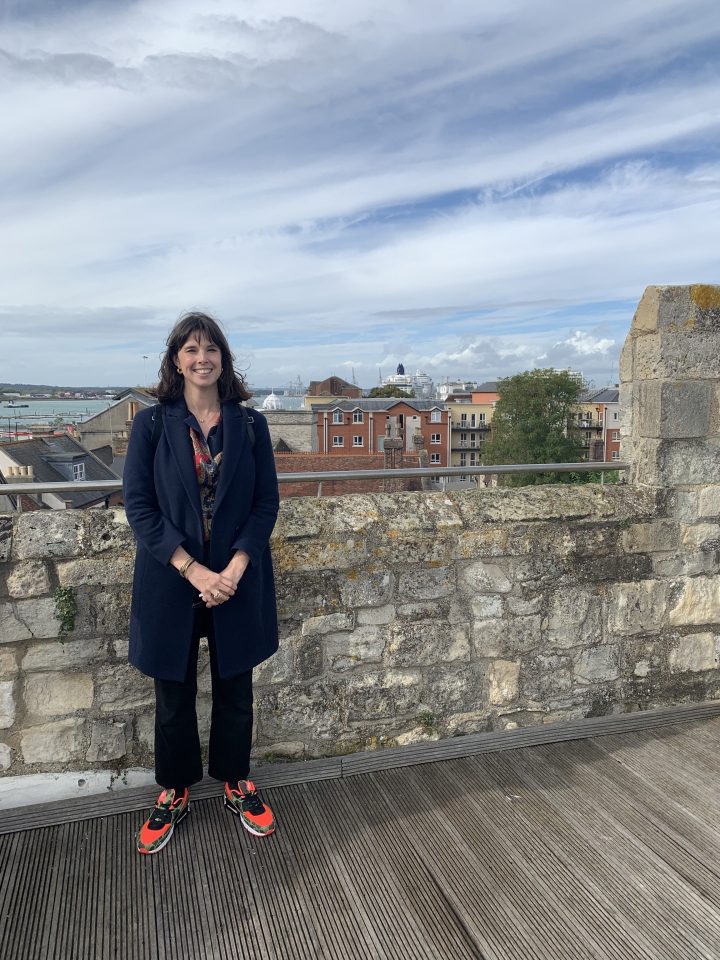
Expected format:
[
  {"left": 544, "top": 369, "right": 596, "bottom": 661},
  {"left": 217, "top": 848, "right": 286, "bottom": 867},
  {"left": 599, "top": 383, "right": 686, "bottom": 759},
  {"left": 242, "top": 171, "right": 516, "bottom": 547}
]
[{"left": 3, "top": 713, "right": 720, "bottom": 959}]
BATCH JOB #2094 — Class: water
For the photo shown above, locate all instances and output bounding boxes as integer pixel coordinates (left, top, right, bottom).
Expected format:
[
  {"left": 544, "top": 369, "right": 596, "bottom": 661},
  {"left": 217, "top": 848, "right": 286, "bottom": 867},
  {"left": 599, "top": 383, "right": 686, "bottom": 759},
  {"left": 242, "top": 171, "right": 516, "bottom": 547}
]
[{"left": 0, "top": 399, "right": 113, "bottom": 426}]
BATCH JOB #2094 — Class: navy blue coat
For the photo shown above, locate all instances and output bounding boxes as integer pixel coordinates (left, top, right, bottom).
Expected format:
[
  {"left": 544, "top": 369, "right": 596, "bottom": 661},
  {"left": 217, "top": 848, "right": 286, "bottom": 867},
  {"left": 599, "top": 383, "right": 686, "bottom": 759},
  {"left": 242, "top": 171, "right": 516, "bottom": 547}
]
[{"left": 123, "top": 398, "right": 279, "bottom": 681}]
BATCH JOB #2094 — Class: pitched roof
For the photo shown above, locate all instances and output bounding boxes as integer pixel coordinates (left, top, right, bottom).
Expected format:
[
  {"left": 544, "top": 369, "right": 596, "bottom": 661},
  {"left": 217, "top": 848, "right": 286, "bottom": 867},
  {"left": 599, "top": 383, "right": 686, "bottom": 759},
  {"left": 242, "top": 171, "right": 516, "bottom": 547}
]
[
  {"left": 314, "top": 399, "right": 445, "bottom": 413},
  {"left": 82, "top": 389, "right": 154, "bottom": 426},
  {"left": 1, "top": 434, "right": 119, "bottom": 507},
  {"left": 579, "top": 387, "right": 620, "bottom": 404}
]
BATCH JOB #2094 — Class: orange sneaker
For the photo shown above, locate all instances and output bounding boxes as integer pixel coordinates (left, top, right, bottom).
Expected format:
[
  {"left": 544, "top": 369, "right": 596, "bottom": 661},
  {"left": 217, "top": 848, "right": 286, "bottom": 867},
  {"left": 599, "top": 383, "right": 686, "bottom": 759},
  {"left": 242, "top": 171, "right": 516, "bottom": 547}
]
[
  {"left": 136, "top": 787, "right": 189, "bottom": 855},
  {"left": 224, "top": 780, "right": 275, "bottom": 836}
]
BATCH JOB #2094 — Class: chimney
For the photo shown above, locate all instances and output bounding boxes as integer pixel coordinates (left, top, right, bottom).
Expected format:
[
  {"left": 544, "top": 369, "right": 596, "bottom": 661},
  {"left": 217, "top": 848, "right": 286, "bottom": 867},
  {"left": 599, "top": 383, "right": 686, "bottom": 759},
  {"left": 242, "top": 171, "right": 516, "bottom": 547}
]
[{"left": 3, "top": 465, "right": 35, "bottom": 482}]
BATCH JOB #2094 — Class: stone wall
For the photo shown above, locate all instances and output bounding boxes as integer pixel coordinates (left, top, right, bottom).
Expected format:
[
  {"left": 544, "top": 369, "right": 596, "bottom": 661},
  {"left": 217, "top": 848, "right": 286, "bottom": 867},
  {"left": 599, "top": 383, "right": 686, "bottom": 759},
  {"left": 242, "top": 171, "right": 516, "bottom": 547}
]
[
  {"left": 0, "top": 285, "right": 719, "bottom": 778},
  {"left": 262, "top": 409, "right": 317, "bottom": 453}
]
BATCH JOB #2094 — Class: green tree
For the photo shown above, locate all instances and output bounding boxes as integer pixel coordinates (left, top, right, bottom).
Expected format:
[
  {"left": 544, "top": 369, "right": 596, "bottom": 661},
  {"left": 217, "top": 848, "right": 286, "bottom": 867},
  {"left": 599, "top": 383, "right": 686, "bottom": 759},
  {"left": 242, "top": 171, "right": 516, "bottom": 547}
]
[
  {"left": 367, "top": 385, "right": 415, "bottom": 398},
  {"left": 483, "top": 369, "right": 585, "bottom": 486}
]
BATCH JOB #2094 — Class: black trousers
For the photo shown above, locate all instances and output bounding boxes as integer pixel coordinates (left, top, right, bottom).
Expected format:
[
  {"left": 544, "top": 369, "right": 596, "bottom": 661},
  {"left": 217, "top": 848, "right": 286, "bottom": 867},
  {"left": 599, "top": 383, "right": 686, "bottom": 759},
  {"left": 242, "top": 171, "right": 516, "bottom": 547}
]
[{"left": 154, "top": 605, "right": 253, "bottom": 788}]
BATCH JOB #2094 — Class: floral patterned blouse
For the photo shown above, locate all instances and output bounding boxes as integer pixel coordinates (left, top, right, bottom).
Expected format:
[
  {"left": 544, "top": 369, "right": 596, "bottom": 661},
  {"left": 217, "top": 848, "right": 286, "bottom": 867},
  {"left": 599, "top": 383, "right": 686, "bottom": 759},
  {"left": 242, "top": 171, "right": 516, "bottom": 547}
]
[{"left": 186, "top": 411, "right": 223, "bottom": 542}]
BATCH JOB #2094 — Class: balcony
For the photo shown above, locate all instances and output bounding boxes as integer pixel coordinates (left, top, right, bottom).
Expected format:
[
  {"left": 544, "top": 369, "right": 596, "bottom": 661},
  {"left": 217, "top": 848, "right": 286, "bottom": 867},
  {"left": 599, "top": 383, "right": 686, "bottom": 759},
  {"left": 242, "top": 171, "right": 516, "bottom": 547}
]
[{"left": 452, "top": 422, "right": 491, "bottom": 431}]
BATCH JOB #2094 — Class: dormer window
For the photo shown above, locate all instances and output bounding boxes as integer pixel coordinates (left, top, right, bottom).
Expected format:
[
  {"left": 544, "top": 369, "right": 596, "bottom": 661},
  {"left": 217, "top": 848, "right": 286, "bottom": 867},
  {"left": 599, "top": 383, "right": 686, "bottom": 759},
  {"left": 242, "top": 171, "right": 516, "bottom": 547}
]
[
  {"left": 73, "top": 462, "right": 86, "bottom": 481},
  {"left": 332, "top": 410, "right": 343, "bottom": 424}
]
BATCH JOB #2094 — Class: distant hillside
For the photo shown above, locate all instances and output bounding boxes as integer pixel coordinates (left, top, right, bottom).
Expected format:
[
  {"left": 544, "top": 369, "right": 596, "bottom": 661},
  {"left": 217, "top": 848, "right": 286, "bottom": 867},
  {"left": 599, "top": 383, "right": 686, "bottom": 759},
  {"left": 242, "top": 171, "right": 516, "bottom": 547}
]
[{"left": 0, "top": 383, "right": 126, "bottom": 395}]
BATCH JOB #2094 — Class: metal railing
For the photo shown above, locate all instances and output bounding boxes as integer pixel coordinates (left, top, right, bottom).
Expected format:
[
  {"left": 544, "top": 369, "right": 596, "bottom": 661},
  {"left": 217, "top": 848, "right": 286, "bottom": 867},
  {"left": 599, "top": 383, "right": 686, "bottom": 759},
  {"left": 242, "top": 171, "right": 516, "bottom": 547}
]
[{"left": 0, "top": 461, "right": 628, "bottom": 509}]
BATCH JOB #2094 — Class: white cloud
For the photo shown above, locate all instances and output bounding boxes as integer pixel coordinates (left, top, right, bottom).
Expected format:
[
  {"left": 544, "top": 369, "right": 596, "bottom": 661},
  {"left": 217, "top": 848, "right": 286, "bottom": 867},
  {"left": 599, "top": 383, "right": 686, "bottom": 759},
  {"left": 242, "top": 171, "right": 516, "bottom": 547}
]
[{"left": 1, "top": 0, "right": 719, "bottom": 385}]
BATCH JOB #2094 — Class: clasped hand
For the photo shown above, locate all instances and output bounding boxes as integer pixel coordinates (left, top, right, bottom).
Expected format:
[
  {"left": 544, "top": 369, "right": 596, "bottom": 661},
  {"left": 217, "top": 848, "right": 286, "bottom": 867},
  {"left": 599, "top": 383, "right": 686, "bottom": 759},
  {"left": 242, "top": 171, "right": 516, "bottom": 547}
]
[{"left": 186, "top": 552, "right": 250, "bottom": 608}]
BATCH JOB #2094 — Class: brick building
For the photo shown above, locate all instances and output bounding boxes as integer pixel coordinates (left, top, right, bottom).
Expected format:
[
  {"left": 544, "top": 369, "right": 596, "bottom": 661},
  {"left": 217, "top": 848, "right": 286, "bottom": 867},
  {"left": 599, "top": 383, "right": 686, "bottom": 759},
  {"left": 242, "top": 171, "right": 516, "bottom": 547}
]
[{"left": 312, "top": 399, "right": 450, "bottom": 467}]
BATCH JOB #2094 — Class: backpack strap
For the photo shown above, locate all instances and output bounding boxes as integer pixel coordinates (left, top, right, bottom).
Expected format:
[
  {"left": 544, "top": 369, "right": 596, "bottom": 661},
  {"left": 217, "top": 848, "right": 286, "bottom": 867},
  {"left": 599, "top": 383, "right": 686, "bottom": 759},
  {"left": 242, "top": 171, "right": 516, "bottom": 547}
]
[
  {"left": 149, "top": 401, "right": 255, "bottom": 451},
  {"left": 150, "top": 403, "right": 165, "bottom": 451},
  {"left": 240, "top": 404, "right": 256, "bottom": 449}
]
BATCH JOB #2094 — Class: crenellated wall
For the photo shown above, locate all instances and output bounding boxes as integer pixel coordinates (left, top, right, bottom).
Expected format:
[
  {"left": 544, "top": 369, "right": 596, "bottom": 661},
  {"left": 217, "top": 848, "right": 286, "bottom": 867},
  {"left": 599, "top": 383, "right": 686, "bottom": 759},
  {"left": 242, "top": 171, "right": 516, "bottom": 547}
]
[{"left": 1, "top": 285, "right": 719, "bottom": 780}]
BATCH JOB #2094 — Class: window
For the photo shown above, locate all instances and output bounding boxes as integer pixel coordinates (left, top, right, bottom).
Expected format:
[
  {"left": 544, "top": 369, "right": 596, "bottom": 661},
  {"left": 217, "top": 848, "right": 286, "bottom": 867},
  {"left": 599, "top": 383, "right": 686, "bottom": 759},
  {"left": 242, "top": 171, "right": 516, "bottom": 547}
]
[
  {"left": 479, "top": 413, "right": 486, "bottom": 423},
  {"left": 353, "top": 435, "right": 363, "bottom": 446},
  {"left": 332, "top": 436, "right": 344, "bottom": 447},
  {"left": 611, "top": 451, "right": 620, "bottom": 460},
  {"left": 332, "top": 410, "right": 343, "bottom": 424},
  {"left": 460, "top": 452, "right": 467, "bottom": 466},
  {"left": 430, "top": 453, "right": 441, "bottom": 463},
  {"left": 469, "top": 454, "right": 478, "bottom": 466},
  {"left": 73, "top": 462, "right": 85, "bottom": 481},
  {"left": 612, "top": 431, "right": 620, "bottom": 441},
  {"left": 460, "top": 414, "right": 467, "bottom": 424},
  {"left": 613, "top": 411, "right": 619, "bottom": 420},
  {"left": 431, "top": 433, "right": 441, "bottom": 444},
  {"left": 352, "top": 410, "right": 363, "bottom": 423},
  {"left": 430, "top": 409, "right": 442, "bottom": 423}
]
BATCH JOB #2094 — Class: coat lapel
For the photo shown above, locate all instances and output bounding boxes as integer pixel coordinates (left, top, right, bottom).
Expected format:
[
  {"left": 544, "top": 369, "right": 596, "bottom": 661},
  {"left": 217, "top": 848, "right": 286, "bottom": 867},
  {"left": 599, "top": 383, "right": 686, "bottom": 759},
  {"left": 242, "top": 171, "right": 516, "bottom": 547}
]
[
  {"left": 163, "top": 398, "right": 203, "bottom": 531},
  {"left": 214, "top": 400, "right": 247, "bottom": 515}
]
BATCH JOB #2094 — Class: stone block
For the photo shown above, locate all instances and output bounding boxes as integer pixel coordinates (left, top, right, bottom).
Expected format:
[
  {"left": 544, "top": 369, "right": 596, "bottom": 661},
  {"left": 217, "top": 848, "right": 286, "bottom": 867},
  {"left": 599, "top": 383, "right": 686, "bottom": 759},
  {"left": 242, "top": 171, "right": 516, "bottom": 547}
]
[
  {"left": 471, "top": 595, "right": 503, "bottom": 619},
  {"left": 57, "top": 555, "right": 134, "bottom": 588},
  {"left": 421, "top": 663, "right": 485, "bottom": 714},
  {"left": 451, "top": 529, "right": 510, "bottom": 559},
  {"left": 669, "top": 633, "right": 717, "bottom": 673},
  {"left": 662, "top": 490, "right": 699, "bottom": 522},
  {"left": 397, "top": 566, "right": 455, "bottom": 601},
  {"left": 574, "top": 646, "right": 619, "bottom": 683},
  {"left": 471, "top": 619, "right": 504, "bottom": 658},
  {"left": 699, "top": 487, "right": 720, "bottom": 518},
  {"left": 135, "top": 712, "right": 154, "bottom": 751},
  {"left": 689, "top": 284, "right": 720, "bottom": 327},
  {"left": 619, "top": 337, "right": 634, "bottom": 382},
  {"left": 21, "top": 718, "right": 85, "bottom": 764},
  {"left": 21, "top": 638, "right": 106, "bottom": 672},
  {"left": 253, "top": 643, "right": 293, "bottom": 685},
  {"left": 5, "top": 561, "right": 51, "bottom": 599},
  {"left": 384, "top": 621, "right": 469, "bottom": 667},
  {"left": 345, "top": 669, "right": 422, "bottom": 722},
  {"left": 637, "top": 381, "right": 712, "bottom": 440},
  {"left": 86, "top": 510, "right": 133, "bottom": 554},
  {"left": 86, "top": 721, "right": 127, "bottom": 762},
  {"left": 623, "top": 521, "right": 678, "bottom": 554},
  {"left": 324, "top": 625, "right": 386, "bottom": 671},
  {"left": 302, "top": 612, "right": 354, "bottom": 636},
  {"left": 256, "top": 680, "right": 347, "bottom": 741},
  {"left": 0, "top": 597, "right": 61, "bottom": 643},
  {"left": 668, "top": 576, "right": 720, "bottom": 626},
  {"left": 521, "top": 654, "right": 574, "bottom": 701},
  {"left": 630, "top": 285, "right": 661, "bottom": 335},
  {"left": 0, "top": 680, "right": 15, "bottom": 729},
  {"left": 0, "top": 517, "right": 11, "bottom": 563},
  {"left": 0, "top": 742, "right": 11, "bottom": 771},
  {"left": 339, "top": 569, "right": 394, "bottom": 608},
  {"left": 14, "top": 512, "right": 85, "bottom": 560},
  {"left": 92, "top": 592, "right": 131, "bottom": 635},
  {"left": 500, "top": 616, "right": 544, "bottom": 656},
  {"left": 325, "top": 496, "right": 382, "bottom": 533},
  {"left": 506, "top": 595, "right": 543, "bottom": 616},
  {"left": 460, "top": 561, "right": 511, "bottom": 594},
  {"left": 24, "top": 672, "right": 93, "bottom": 718},
  {"left": 370, "top": 533, "right": 453, "bottom": 565},
  {"left": 607, "top": 581, "right": 668, "bottom": 636},
  {"left": 273, "top": 538, "right": 367, "bottom": 573},
  {"left": 0, "top": 649, "right": 17, "bottom": 678},
  {"left": 95, "top": 663, "right": 155, "bottom": 712},
  {"left": 357, "top": 605, "right": 395, "bottom": 625},
  {"left": 547, "top": 588, "right": 602, "bottom": 649},
  {"left": 681, "top": 523, "right": 720, "bottom": 551},
  {"left": 274, "top": 498, "right": 324, "bottom": 540},
  {"left": 487, "top": 659, "right": 520, "bottom": 705}
]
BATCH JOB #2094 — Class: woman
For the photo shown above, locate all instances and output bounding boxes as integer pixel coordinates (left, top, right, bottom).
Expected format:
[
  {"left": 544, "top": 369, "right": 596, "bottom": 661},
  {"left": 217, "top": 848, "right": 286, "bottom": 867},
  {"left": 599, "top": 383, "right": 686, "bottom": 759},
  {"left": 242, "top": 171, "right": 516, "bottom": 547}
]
[{"left": 123, "top": 311, "right": 280, "bottom": 855}]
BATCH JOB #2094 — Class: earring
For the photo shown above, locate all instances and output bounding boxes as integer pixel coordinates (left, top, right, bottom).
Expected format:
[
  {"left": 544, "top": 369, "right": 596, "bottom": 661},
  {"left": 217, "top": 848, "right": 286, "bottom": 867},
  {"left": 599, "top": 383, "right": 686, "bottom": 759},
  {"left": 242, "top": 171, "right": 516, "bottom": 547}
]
[{"left": 176, "top": 366, "right": 182, "bottom": 374}]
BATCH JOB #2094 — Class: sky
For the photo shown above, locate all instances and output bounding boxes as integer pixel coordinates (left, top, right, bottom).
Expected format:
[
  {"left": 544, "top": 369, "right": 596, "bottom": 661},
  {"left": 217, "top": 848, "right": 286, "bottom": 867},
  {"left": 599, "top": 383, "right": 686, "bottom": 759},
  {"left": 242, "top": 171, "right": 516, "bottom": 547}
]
[{"left": 1, "top": 0, "right": 719, "bottom": 390}]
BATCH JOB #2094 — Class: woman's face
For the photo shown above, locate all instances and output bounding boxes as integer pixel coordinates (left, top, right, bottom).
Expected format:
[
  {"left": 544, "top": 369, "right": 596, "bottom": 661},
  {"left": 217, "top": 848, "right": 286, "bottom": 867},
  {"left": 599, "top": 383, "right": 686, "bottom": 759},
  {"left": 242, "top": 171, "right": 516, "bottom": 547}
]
[{"left": 175, "top": 333, "right": 223, "bottom": 391}]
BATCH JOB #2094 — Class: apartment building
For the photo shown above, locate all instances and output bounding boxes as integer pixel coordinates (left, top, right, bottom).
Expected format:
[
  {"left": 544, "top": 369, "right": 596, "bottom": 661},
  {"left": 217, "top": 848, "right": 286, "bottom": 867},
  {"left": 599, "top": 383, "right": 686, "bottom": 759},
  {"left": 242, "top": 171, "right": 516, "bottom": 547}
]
[
  {"left": 574, "top": 387, "right": 620, "bottom": 462},
  {"left": 314, "top": 399, "right": 450, "bottom": 466}
]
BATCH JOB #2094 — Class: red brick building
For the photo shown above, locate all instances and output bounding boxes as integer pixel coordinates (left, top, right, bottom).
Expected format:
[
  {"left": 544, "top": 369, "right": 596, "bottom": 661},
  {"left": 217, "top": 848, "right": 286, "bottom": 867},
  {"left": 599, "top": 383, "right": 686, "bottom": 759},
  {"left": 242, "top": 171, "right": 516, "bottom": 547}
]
[{"left": 313, "top": 400, "right": 450, "bottom": 467}]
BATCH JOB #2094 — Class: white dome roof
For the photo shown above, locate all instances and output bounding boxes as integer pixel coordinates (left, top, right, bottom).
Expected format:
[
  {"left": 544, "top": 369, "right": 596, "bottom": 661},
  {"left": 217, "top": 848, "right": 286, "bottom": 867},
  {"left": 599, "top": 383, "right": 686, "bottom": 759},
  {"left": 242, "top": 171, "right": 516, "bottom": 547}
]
[{"left": 262, "top": 390, "right": 282, "bottom": 411}]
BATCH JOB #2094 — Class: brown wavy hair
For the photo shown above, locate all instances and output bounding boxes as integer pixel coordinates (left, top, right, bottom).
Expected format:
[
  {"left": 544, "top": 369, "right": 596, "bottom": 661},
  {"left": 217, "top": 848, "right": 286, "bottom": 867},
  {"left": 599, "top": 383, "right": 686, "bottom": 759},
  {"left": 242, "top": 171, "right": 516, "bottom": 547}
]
[{"left": 156, "top": 311, "right": 252, "bottom": 403}]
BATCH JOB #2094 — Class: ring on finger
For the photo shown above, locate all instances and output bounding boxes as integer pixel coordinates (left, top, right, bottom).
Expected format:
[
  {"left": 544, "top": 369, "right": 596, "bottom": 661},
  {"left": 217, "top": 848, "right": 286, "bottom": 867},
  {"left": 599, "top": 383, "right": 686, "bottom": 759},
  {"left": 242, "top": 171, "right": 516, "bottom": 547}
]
[{"left": 211, "top": 589, "right": 223, "bottom": 600}]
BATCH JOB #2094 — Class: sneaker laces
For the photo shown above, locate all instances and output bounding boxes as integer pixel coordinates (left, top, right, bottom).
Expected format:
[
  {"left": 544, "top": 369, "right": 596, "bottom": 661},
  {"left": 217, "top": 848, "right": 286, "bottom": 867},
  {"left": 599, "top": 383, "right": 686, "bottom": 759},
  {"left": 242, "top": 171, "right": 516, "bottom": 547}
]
[
  {"left": 147, "top": 791, "right": 181, "bottom": 830},
  {"left": 234, "top": 784, "right": 265, "bottom": 816}
]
